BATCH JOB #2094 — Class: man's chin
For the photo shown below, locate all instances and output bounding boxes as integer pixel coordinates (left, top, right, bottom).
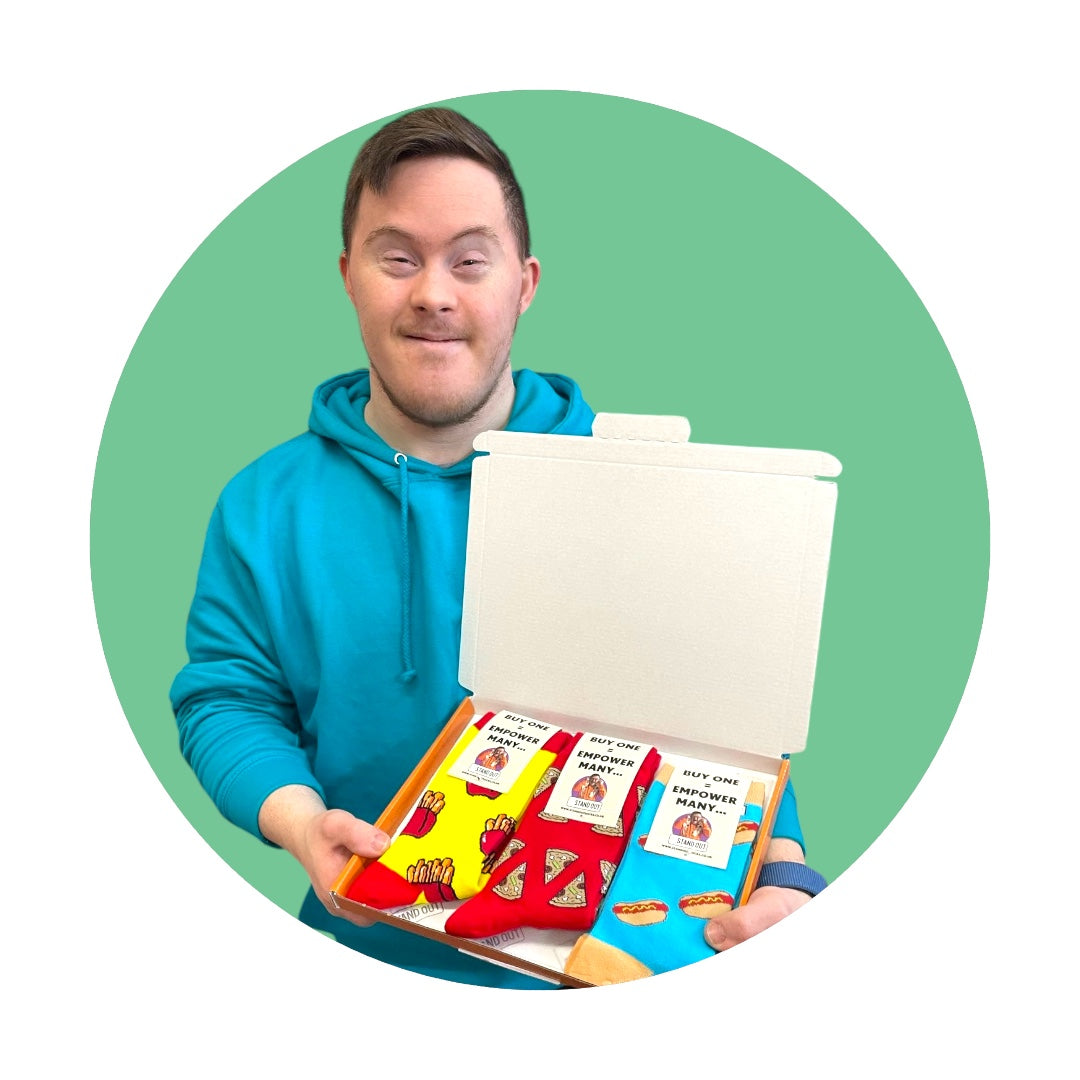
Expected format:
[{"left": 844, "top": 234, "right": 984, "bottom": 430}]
[
  {"left": 372, "top": 364, "right": 511, "bottom": 430},
  {"left": 395, "top": 398, "right": 484, "bottom": 428},
  {"left": 380, "top": 381, "right": 497, "bottom": 429}
]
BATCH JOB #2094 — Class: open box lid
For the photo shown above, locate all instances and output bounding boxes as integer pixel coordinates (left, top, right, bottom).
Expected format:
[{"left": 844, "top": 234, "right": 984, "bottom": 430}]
[{"left": 459, "top": 414, "right": 841, "bottom": 760}]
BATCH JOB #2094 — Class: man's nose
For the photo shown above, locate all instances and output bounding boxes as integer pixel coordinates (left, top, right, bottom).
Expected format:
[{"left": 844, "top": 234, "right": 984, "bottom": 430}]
[{"left": 409, "top": 263, "right": 456, "bottom": 312}]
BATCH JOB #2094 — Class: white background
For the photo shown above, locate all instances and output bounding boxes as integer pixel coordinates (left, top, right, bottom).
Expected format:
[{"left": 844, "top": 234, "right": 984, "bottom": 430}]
[{"left": 4, "top": 2, "right": 1075, "bottom": 1074}]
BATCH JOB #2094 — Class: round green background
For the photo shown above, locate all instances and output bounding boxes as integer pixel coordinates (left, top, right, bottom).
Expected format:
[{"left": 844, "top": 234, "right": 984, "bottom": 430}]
[{"left": 91, "top": 90, "right": 988, "bottom": 930}]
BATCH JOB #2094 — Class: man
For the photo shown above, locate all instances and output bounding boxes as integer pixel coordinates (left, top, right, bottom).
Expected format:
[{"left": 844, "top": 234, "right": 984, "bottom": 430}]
[{"left": 170, "top": 107, "right": 824, "bottom": 989}]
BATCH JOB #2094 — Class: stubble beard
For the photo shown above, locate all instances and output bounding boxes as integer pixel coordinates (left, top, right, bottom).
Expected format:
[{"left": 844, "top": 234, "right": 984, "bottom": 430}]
[{"left": 367, "top": 323, "right": 518, "bottom": 430}]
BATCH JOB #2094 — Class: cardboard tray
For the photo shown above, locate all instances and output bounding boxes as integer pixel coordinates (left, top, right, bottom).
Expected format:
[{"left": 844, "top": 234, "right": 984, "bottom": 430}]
[{"left": 330, "top": 698, "right": 792, "bottom": 986}]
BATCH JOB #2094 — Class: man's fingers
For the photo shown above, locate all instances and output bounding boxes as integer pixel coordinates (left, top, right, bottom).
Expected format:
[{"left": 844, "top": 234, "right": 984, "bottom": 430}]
[
  {"left": 341, "top": 908, "right": 377, "bottom": 929},
  {"left": 704, "top": 902, "right": 773, "bottom": 951},
  {"left": 308, "top": 810, "right": 389, "bottom": 923},
  {"left": 704, "top": 886, "right": 809, "bottom": 951},
  {"left": 319, "top": 808, "right": 390, "bottom": 858}
]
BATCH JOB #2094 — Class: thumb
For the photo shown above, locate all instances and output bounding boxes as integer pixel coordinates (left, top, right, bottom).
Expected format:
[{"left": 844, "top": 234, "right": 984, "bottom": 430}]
[
  {"left": 321, "top": 808, "right": 391, "bottom": 859},
  {"left": 704, "top": 904, "right": 770, "bottom": 952},
  {"left": 704, "top": 886, "right": 806, "bottom": 951}
]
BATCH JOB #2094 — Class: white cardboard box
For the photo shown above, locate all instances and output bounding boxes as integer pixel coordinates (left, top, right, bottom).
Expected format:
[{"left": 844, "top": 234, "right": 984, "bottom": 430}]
[{"left": 331, "top": 413, "right": 841, "bottom": 986}]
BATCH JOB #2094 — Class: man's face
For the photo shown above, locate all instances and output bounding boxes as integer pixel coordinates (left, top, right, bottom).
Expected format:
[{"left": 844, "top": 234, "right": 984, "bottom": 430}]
[{"left": 340, "top": 155, "right": 540, "bottom": 428}]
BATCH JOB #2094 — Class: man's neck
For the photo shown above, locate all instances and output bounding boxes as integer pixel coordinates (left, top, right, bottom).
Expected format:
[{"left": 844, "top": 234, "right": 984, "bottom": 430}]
[{"left": 364, "top": 369, "right": 516, "bottom": 467}]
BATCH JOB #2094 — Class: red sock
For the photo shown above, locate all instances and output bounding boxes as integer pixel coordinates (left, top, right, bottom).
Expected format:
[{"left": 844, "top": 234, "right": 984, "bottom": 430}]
[{"left": 444, "top": 734, "right": 661, "bottom": 939}]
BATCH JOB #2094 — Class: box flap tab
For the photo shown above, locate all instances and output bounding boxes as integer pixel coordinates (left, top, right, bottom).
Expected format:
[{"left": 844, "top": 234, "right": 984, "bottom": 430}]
[{"left": 591, "top": 413, "right": 691, "bottom": 443}]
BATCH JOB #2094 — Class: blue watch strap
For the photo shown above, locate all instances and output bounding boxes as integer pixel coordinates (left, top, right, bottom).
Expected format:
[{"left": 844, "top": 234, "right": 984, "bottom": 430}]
[{"left": 756, "top": 861, "right": 827, "bottom": 897}]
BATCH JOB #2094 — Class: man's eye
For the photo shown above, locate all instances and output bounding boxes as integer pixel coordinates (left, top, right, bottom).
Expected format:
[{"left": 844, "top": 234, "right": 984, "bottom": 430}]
[
  {"left": 381, "top": 254, "right": 416, "bottom": 273},
  {"left": 457, "top": 257, "right": 487, "bottom": 270}
]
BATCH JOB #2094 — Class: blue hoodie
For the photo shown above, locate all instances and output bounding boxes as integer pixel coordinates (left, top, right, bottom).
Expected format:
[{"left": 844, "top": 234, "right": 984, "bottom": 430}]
[{"left": 170, "top": 368, "right": 804, "bottom": 988}]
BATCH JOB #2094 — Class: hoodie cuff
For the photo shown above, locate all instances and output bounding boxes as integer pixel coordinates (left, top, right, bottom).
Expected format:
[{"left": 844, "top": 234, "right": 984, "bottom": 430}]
[{"left": 756, "top": 861, "right": 827, "bottom": 897}]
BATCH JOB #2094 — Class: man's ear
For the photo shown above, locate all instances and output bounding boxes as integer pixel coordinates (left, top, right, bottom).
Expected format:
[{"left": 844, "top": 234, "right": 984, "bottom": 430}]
[
  {"left": 519, "top": 256, "right": 541, "bottom": 315},
  {"left": 339, "top": 251, "right": 354, "bottom": 302}
]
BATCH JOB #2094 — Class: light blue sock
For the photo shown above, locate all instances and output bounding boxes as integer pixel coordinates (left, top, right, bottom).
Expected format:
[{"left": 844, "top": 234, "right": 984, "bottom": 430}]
[{"left": 565, "top": 769, "right": 764, "bottom": 982}]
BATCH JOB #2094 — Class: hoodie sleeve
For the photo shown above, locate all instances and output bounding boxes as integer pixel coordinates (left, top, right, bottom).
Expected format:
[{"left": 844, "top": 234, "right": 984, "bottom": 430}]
[
  {"left": 771, "top": 775, "right": 805, "bottom": 853},
  {"left": 169, "top": 499, "right": 324, "bottom": 842}
]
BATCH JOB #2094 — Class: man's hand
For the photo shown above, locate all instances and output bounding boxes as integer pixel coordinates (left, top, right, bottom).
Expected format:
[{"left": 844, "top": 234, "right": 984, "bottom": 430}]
[
  {"left": 704, "top": 884, "right": 812, "bottom": 951},
  {"left": 258, "top": 784, "right": 390, "bottom": 926},
  {"left": 704, "top": 836, "right": 811, "bottom": 952}
]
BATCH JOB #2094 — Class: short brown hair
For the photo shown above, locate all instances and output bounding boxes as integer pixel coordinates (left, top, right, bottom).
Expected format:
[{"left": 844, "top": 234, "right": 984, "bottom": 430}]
[{"left": 341, "top": 107, "right": 531, "bottom": 259}]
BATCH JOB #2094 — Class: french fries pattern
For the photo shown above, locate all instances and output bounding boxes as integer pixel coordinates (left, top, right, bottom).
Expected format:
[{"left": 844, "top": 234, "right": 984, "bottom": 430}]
[
  {"left": 401, "top": 789, "right": 446, "bottom": 839},
  {"left": 422, "top": 790, "right": 446, "bottom": 813},
  {"left": 347, "top": 721, "right": 577, "bottom": 911},
  {"left": 405, "top": 856, "right": 457, "bottom": 900}
]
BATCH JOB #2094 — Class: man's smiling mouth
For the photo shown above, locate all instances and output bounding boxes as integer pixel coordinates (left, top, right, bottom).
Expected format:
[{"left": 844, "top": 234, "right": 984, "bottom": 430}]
[{"left": 404, "top": 333, "right": 465, "bottom": 344}]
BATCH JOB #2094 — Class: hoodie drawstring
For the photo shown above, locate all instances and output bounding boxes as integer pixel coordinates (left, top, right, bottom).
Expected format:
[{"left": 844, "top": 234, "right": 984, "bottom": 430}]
[{"left": 394, "top": 452, "right": 417, "bottom": 683}]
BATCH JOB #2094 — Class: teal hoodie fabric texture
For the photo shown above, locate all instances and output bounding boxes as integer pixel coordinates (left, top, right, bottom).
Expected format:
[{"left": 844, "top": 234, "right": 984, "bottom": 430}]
[{"left": 170, "top": 368, "right": 805, "bottom": 989}]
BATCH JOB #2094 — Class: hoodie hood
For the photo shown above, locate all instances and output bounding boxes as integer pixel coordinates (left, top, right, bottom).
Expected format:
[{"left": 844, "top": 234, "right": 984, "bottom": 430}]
[{"left": 308, "top": 367, "right": 593, "bottom": 478}]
